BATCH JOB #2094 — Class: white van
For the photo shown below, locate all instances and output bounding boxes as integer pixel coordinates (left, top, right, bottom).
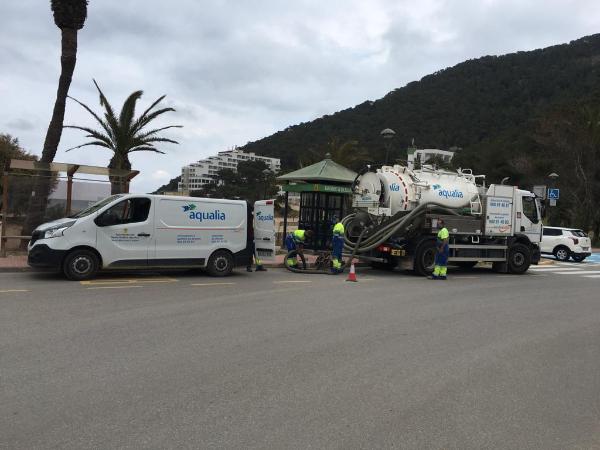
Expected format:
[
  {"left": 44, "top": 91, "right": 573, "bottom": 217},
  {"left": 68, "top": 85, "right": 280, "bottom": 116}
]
[{"left": 27, "top": 194, "right": 276, "bottom": 280}]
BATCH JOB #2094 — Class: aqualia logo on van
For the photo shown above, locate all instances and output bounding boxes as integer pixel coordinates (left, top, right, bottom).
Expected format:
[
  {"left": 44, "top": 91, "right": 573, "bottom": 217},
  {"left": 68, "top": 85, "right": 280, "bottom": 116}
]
[
  {"left": 432, "top": 184, "right": 464, "bottom": 199},
  {"left": 389, "top": 183, "right": 401, "bottom": 192},
  {"left": 183, "top": 204, "right": 226, "bottom": 221},
  {"left": 256, "top": 211, "right": 274, "bottom": 222}
]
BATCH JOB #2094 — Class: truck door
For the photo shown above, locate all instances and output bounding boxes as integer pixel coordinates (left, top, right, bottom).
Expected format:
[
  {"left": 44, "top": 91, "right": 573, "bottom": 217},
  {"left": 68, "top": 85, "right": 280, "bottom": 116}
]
[
  {"left": 95, "top": 196, "right": 153, "bottom": 267},
  {"left": 253, "top": 200, "right": 276, "bottom": 263},
  {"left": 516, "top": 194, "right": 541, "bottom": 243}
]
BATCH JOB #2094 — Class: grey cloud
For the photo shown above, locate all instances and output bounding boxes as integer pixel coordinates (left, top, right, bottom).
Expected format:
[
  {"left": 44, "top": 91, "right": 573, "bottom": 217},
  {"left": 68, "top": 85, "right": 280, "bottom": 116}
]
[{"left": 6, "top": 118, "right": 36, "bottom": 131}]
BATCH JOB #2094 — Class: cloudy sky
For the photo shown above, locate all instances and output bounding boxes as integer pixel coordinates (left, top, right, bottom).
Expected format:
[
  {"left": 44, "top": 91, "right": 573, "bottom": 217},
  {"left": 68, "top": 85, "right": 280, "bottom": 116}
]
[{"left": 1, "top": 0, "right": 599, "bottom": 192}]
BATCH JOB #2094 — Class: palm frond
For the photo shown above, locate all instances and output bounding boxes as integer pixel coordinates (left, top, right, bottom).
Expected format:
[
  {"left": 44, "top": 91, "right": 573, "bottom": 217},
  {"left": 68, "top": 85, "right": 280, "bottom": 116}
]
[
  {"left": 140, "top": 137, "right": 180, "bottom": 145},
  {"left": 136, "top": 125, "right": 183, "bottom": 141},
  {"left": 65, "top": 141, "right": 111, "bottom": 152},
  {"left": 132, "top": 107, "right": 176, "bottom": 134},
  {"left": 63, "top": 125, "right": 113, "bottom": 148},
  {"left": 67, "top": 95, "right": 114, "bottom": 139},
  {"left": 119, "top": 90, "right": 143, "bottom": 132},
  {"left": 129, "top": 147, "right": 166, "bottom": 154},
  {"left": 93, "top": 79, "right": 119, "bottom": 132}
]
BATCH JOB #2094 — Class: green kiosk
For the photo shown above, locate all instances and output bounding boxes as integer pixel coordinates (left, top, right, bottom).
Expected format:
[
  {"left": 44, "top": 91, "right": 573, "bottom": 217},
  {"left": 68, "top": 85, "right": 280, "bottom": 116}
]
[{"left": 277, "top": 154, "right": 357, "bottom": 251}]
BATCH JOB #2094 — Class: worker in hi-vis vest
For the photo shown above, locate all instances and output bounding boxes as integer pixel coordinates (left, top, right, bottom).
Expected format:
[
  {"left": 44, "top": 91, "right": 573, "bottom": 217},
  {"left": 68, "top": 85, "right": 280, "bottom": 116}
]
[
  {"left": 285, "top": 229, "right": 313, "bottom": 267},
  {"left": 331, "top": 217, "right": 345, "bottom": 274},
  {"left": 431, "top": 218, "right": 450, "bottom": 280}
]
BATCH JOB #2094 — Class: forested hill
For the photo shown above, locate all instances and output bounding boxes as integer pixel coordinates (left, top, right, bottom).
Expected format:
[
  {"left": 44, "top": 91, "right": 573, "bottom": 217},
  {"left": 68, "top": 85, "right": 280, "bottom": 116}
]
[{"left": 239, "top": 33, "right": 600, "bottom": 180}]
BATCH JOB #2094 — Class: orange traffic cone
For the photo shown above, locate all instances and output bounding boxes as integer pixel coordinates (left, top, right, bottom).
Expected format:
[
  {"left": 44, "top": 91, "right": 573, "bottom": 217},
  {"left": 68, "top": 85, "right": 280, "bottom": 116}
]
[{"left": 346, "top": 262, "right": 357, "bottom": 282}]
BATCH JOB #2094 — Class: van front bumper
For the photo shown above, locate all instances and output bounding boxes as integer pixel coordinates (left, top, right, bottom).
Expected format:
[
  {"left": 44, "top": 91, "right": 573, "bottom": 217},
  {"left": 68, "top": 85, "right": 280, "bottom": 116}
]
[{"left": 28, "top": 244, "right": 67, "bottom": 269}]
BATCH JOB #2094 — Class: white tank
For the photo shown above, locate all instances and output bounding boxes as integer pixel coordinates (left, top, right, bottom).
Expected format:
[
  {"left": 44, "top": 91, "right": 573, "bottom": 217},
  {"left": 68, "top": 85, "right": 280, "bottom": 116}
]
[{"left": 353, "top": 164, "right": 482, "bottom": 215}]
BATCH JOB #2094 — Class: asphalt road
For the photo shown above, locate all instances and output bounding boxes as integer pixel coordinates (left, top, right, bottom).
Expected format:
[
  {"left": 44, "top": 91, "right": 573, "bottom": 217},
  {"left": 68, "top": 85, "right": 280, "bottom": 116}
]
[{"left": 2, "top": 262, "right": 600, "bottom": 449}]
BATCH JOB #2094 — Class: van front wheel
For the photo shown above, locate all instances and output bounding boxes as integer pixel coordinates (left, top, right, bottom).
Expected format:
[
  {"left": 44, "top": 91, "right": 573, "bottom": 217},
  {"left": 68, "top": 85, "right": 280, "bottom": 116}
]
[
  {"left": 63, "top": 249, "right": 99, "bottom": 281},
  {"left": 206, "top": 250, "right": 234, "bottom": 277}
]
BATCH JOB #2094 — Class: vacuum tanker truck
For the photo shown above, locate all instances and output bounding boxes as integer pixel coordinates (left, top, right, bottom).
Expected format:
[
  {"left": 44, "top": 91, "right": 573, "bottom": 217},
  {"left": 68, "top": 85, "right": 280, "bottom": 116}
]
[{"left": 343, "top": 164, "right": 543, "bottom": 275}]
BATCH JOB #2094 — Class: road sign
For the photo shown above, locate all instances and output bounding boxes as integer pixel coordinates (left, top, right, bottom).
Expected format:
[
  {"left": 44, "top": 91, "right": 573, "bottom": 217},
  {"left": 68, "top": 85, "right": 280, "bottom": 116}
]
[
  {"left": 533, "top": 185, "right": 547, "bottom": 199},
  {"left": 549, "top": 198, "right": 557, "bottom": 207},
  {"left": 548, "top": 188, "right": 560, "bottom": 200}
]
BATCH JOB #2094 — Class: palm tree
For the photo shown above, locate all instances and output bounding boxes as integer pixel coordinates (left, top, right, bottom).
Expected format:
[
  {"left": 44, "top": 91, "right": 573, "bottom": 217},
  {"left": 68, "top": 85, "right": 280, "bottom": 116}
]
[
  {"left": 66, "top": 80, "right": 182, "bottom": 194},
  {"left": 22, "top": 0, "right": 88, "bottom": 235}
]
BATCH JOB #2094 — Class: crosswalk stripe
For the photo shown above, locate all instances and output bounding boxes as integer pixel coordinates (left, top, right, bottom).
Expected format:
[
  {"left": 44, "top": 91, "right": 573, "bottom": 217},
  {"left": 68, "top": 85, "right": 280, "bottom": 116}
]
[
  {"left": 583, "top": 275, "right": 600, "bottom": 278},
  {"left": 529, "top": 267, "right": 580, "bottom": 272}
]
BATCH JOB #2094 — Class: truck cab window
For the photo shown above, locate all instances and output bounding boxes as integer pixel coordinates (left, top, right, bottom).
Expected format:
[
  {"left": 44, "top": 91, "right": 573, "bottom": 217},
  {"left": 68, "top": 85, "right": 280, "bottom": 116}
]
[
  {"left": 97, "top": 198, "right": 151, "bottom": 226},
  {"left": 522, "top": 196, "right": 539, "bottom": 223}
]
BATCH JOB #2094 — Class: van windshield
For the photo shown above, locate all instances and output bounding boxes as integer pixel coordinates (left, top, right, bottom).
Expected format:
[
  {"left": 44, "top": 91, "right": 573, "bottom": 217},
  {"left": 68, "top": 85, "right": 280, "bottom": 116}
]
[{"left": 70, "top": 195, "right": 124, "bottom": 219}]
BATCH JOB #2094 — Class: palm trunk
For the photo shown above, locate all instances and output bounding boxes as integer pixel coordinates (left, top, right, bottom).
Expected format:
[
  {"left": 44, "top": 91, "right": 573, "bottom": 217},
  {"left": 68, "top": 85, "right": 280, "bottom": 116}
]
[
  {"left": 22, "top": 28, "right": 78, "bottom": 236},
  {"left": 109, "top": 154, "right": 132, "bottom": 195}
]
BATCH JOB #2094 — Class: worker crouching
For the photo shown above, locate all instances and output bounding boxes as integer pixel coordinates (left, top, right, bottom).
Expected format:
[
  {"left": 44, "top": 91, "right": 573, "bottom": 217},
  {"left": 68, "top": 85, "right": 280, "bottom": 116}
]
[
  {"left": 285, "top": 229, "right": 313, "bottom": 268},
  {"left": 331, "top": 219, "right": 345, "bottom": 274},
  {"left": 431, "top": 218, "right": 450, "bottom": 280}
]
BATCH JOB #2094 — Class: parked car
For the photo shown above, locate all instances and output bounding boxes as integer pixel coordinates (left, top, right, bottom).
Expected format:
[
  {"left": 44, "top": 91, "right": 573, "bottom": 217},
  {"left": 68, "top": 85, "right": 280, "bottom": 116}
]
[{"left": 541, "top": 226, "right": 592, "bottom": 262}]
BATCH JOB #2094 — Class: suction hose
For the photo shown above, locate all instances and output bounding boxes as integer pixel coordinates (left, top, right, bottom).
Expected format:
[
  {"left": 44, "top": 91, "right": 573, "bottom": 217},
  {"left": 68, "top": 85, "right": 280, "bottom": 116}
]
[{"left": 342, "top": 202, "right": 461, "bottom": 254}]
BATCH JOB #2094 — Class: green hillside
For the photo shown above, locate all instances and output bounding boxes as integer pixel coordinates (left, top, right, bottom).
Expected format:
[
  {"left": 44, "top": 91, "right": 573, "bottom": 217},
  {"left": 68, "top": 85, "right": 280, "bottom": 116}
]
[{"left": 240, "top": 33, "right": 600, "bottom": 181}]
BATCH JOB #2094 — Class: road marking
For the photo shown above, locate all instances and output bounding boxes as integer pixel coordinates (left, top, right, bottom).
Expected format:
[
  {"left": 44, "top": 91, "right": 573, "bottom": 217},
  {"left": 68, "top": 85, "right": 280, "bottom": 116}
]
[
  {"left": 583, "top": 275, "right": 600, "bottom": 278},
  {"left": 87, "top": 285, "right": 144, "bottom": 290},
  {"left": 552, "top": 270, "right": 600, "bottom": 275},
  {"left": 273, "top": 280, "right": 312, "bottom": 284},
  {"left": 529, "top": 267, "right": 580, "bottom": 272},
  {"left": 190, "top": 282, "right": 236, "bottom": 287},
  {"left": 81, "top": 278, "right": 178, "bottom": 285},
  {"left": 0, "top": 289, "right": 29, "bottom": 293},
  {"left": 452, "top": 276, "right": 479, "bottom": 279}
]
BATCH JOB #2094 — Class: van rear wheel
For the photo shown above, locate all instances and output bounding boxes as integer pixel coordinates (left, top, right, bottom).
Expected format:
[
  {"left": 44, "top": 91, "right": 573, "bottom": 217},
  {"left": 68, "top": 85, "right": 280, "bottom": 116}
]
[
  {"left": 63, "top": 249, "right": 99, "bottom": 281},
  {"left": 206, "top": 250, "right": 234, "bottom": 277}
]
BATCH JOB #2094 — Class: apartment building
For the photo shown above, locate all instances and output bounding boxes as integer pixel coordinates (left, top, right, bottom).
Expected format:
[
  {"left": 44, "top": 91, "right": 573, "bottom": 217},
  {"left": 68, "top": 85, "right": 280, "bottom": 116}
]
[{"left": 178, "top": 149, "right": 281, "bottom": 193}]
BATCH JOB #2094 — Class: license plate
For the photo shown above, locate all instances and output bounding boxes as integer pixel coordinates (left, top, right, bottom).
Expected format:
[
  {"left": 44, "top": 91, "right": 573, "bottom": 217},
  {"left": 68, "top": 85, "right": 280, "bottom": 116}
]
[
  {"left": 390, "top": 249, "right": 405, "bottom": 256},
  {"left": 582, "top": 247, "right": 589, "bottom": 251}
]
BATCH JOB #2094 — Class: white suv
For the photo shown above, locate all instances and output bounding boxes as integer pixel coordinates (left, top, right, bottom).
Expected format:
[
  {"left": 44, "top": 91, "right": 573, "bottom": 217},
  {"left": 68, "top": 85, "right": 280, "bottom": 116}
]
[{"left": 541, "top": 226, "right": 592, "bottom": 262}]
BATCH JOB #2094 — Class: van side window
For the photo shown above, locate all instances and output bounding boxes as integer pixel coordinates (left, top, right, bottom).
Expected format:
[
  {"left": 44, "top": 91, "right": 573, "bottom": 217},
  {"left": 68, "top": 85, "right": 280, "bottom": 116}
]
[{"left": 98, "top": 198, "right": 151, "bottom": 226}]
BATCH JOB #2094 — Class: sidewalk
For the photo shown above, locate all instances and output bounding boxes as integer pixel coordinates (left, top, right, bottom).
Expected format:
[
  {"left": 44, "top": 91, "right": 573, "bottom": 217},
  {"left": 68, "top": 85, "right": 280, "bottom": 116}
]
[{"left": 0, "top": 255, "right": 28, "bottom": 272}]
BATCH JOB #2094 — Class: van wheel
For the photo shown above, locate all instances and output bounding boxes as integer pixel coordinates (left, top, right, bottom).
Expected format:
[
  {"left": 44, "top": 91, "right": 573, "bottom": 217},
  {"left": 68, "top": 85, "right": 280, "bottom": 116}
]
[
  {"left": 571, "top": 254, "right": 586, "bottom": 263},
  {"left": 508, "top": 243, "right": 531, "bottom": 274},
  {"left": 63, "top": 249, "right": 99, "bottom": 281},
  {"left": 553, "top": 246, "right": 570, "bottom": 262},
  {"left": 414, "top": 240, "right": 437, "bottom": 276},
  {"left": 206, "top": 250, "right": 234, "bottom": 277}
]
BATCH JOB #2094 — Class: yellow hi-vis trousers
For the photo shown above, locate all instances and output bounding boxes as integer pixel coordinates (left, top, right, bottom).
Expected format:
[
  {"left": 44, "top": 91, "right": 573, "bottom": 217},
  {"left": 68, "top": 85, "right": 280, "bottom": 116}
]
[{"left": 433, "top": 265, "right": 447, "bottom": 277}]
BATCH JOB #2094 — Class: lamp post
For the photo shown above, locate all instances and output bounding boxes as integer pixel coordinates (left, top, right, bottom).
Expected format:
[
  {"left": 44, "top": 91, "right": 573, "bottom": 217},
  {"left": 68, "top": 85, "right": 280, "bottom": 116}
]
[
  {"left": 380, "top": 128, "right": 396, "bottom": 165},
  {"left": 262, "top": 169, "right": 272, "bottom": 199}
]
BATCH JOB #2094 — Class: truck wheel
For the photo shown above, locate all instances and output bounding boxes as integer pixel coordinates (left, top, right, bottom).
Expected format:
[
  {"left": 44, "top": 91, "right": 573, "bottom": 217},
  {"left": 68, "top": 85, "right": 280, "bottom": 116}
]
[
  {"left": 63, "top": 249, "right": 99, "bottom": 281},
  {"left": 414, "top": 240, "right": 436, "bottom": 276},
  {"left": 553, "top": 246, "right": 570, "bottom": 262},
  {"left": 206, "top": 250, "right": 234, "bottom": 277},
  {"left": 571, "top": 254, "right": 586, "bottom": 263},
  {"left": 508, "top": 243, "right": 531, "bottom": 274}
]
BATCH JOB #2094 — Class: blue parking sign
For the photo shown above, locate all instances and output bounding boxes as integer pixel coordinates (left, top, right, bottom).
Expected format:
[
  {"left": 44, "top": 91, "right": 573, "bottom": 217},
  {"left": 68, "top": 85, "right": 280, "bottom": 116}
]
[{"left": 548, "top": 188, "right": 560, "bottom": 200}]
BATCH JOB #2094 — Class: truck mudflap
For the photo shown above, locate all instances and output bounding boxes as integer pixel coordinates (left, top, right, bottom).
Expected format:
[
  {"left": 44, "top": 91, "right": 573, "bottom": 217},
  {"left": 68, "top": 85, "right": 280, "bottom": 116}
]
[{"left": 531, "top": 244, "right": 541, "bottom": 265}]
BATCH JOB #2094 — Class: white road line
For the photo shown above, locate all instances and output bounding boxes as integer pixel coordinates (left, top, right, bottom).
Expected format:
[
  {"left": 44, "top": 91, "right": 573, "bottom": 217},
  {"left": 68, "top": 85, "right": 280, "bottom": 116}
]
[
  {"left": 0, "top": 289, "right": 29, "bottom": 293},
  {"left": 529, "top": 267, "right": 580, "bottom": 272},
  {"left": 583, "top": 275, "right": 600, "bottom": 278},
  {"left": 190, "top": 282, "right": 236, "bottom": 287},
  {"left": 551, "top": 270, "right": 600, "bottom": 275},
  {"left": 87, "top": 285, "right": 144, "bottom": 290},
  {"left": 273, "top": 280, "right": 312, "bottom": 284}
]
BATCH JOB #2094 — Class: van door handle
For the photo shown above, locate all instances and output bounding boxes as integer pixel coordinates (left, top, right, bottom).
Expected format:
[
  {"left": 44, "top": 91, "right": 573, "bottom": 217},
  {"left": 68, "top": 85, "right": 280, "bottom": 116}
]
[{"left": 138, "top": 233, "right": 151, "bottom": 237}]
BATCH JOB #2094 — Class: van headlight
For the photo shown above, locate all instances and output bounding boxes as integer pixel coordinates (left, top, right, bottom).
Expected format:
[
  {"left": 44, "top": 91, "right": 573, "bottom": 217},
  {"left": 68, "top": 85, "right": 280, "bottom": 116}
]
[{"left": 42, "top": 221, "right": 76, "bottom": 239}]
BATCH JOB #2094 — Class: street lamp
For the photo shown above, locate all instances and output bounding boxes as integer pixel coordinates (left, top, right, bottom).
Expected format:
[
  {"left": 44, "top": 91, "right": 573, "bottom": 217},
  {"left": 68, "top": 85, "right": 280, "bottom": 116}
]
[
  {"left": 262, "top": 169, "right": 272, "bottom": 199},
  {"left": 380, "top": 128, "right": 396, "bottom": 165}
]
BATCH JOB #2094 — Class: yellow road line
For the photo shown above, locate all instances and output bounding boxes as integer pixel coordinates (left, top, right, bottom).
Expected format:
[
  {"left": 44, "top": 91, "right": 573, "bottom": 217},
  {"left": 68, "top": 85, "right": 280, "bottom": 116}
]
[
  {"left": 190, "top": 282, "right": 236, "bottom": 287},
  {"left": 273, "top": 280, "right": 312, "bottom": 284},
  {"left": 81, "top": 278, "right": 178, "bottom": 286},
  {"left": 0, "top": 289, "right": 29, "bottom": 293},
  {"left": 87, "top": 285, "right": 145, "bottom": 290}
]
